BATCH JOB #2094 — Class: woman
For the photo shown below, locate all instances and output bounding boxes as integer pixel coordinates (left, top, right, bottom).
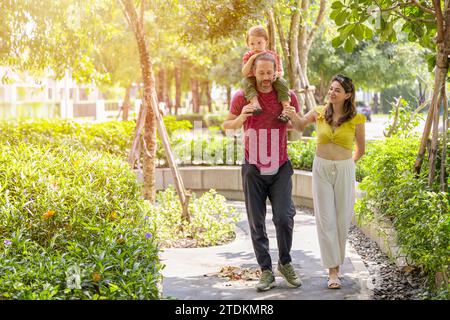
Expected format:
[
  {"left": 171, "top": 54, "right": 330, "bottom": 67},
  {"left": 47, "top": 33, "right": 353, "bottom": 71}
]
[{"left": 282, "top": 74, "right": 365, "bottom": 289}]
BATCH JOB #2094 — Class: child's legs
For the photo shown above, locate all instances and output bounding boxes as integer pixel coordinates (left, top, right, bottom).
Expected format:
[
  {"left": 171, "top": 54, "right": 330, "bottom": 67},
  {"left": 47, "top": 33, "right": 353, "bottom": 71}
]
[
  {"left": 273, "top": 77, "right": 290, "bottom": 103},
  {"left": 242, "top": 77, "right": 258, "bottom": 101}
]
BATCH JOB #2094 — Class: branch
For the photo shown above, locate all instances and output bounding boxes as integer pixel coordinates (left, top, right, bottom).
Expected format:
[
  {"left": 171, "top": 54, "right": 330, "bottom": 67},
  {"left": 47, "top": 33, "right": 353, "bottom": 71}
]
[
  {"left": 394, "top": 11, "right": 436, "bottom": 23},
  {"left": 433, "top": 0, "right": 445, "bottom": 42},
  {"left": 411, "top": 0, "right": 436, "bottom": 14},
  {"left": 140, "top": 0, "right": 145, "bottom": 26},
  {"left": 307, "top": 0, "right": 327, "bottom": 49},
  {"left": 118, "top": 0, "right": 133, "bottom": 29}
]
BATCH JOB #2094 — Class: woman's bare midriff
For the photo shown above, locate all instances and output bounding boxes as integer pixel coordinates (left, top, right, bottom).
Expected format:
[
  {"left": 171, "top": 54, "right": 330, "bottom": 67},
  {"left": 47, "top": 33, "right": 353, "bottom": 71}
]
[{"left": 316, "top": 143, "right": 353, "bottom": 160}]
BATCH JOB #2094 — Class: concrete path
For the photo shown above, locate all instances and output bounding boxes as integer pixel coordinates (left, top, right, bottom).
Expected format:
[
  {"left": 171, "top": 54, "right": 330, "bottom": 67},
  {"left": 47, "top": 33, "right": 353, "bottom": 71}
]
[{"left": 160, "top": 201, "right": 373, "bottom": 300}]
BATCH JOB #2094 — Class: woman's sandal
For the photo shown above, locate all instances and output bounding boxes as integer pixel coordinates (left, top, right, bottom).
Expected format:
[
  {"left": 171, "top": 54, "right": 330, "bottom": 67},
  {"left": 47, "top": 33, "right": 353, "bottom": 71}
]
[{"left": 327, "top": 276, "right": 341, "bottom": 289}]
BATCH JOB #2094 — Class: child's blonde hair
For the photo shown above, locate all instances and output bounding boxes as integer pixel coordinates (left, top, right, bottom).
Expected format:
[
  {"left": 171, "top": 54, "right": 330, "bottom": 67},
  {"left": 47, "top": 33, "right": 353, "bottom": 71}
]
[{"left": 246, "top": 25, "right": 269, "bottom": 44}]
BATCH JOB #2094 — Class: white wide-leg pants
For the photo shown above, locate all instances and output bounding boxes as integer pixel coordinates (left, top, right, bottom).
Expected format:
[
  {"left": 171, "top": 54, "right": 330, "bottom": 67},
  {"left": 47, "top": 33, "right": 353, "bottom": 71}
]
[{"left": 312, "top": 156, "right": 356, "bottom": 269}]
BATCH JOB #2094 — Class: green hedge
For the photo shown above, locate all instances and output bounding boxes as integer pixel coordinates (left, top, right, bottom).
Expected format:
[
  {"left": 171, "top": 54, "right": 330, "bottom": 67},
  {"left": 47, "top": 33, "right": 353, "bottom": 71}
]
[
  {"left": 356, "top": 134, "right": 449, "bottom": 298},
  {"left": 0, "top": 143, "right": 162, "bottom": 299}
]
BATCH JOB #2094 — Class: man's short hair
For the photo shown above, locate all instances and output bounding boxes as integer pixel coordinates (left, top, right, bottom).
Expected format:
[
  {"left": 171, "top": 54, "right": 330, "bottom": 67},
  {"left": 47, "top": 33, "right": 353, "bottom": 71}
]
[{"left": 252, "top": 53, "right": 276, "bottom": 71}]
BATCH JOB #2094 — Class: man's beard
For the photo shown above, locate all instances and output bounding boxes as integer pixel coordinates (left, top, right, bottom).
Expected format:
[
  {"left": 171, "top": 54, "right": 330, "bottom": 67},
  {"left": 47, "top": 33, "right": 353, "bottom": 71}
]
[{"left": 258, "top": 80, "right": 273, "bottom": 87}]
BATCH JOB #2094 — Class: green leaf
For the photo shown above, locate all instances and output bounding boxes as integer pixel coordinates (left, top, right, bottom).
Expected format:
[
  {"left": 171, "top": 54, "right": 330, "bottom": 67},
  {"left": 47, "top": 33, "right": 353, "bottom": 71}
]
[
  {"left": 344, "top": 37, "right": 356, "bottom": 52},
  {"left": 331, "top": 1, "right": 344, "bottom": 9},
  {"left": 335, "top": 11, "right": 348, "bottom": 26},
  {"left": 354, "top": 24, "right": 364, "bottom": 41},
  {"left": 332, "top": 36, "right": 344, "bottom": 48},
  {"left": 363, "top": 25, "right": 373, "bottom": 39},
  {"left": 329, "top": 9, "right": 340, "bottom": 20}
]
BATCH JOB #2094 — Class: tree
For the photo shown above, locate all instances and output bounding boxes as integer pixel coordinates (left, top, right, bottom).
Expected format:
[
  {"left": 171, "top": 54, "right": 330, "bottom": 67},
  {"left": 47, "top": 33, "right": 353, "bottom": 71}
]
[
  {"left": 1, "top": 0, "right": 191, "bottom": 220},
  {"left": 273, "top": 0, "right": 327, "bottom": 112},
  {"left": 119, "top": 0, "right": 191, "bottom": 221},
  {"left": 330, "top": 0, "right": 448, "bottom": 189},
  {"left": 0, "top": 0, "right": 104, "bottom": 83}
]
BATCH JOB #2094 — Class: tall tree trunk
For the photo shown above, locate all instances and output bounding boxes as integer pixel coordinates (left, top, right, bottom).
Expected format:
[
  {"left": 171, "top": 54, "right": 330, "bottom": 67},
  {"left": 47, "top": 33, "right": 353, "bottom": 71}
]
[
  {"left": 414, "top": 46, "right": 449, "bottom": 179},
  {"left": 162, "top": 68, "right": 169, "bottom": 114},
  {"left": 440, "top": 87, "right": 448, "bottom": 192},
  {"left": 166, "top": 69, "right": 173, "bottom": 114},
  {"left": 274, "top": 7, "right": 293, "bottom": 88},
  {"left": 267, "top": 9, "right": 276, "bottom": 51},
  {"left": 226, "top": 85, "right": 231, "bottom": 110},
  {"left": 120, "top": 0, "right": 190, "bottom": 221},
  {"left": 373, "top": 92, "right": 379, "bottom": 114},
  {"left": 122, "top": 84, "right": 132, "bottom": 121},
  {"left": 202, "top": 80, "right": 212, "bottom": 113},
  {"left": 157, "top": 69, "right": 164, "bottom": 102},
  {"left": 175, "top": 65, "right": 181, "bottom": 115},
  {"left": 191, "top": 78, "right": 200, "bottom": 113},
  {"left": 274, "top": 1, "right": 325, "bottom": 114}
]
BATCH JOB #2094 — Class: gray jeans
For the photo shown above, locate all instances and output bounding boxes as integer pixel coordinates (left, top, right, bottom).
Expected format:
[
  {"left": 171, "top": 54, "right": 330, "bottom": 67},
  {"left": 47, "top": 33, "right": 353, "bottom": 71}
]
[{"left": 241, "top": 160, "right": 296, "bottom": 271}]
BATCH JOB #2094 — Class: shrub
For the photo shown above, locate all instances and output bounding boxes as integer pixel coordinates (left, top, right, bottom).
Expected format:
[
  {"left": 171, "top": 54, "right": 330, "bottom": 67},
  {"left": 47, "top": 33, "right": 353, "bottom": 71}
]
[
  {"left": 0, "top": 119, "right": 135, "bottom": 158},
  {"left": 288, "top": 139, "right": 316, "bottom": 171},
  {"left": 0, "top": 143, "right": 162, "bottom": 299},
  {"left": 148, "top": 186, "right": 240, "bottom": 247},
  {"left": 355, "top": 134, "right": 449, "bottom": 298}
]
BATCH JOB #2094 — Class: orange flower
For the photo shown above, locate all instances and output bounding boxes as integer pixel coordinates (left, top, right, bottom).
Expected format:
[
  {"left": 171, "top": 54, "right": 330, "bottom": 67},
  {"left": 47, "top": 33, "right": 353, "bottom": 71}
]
[
  {"left": 108, "top": 211, "right": 118, "bottom": 221},
  {"left": 42, "top": 210, "right": 55, "bottom": 220},
  {"left": 92, "top": 272, "right": 102, "bottom": 282}
]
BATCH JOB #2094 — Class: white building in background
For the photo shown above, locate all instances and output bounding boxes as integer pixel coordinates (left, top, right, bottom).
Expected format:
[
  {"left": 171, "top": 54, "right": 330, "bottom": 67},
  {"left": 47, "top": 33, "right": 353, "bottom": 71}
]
[
  {"left": 355, "top": 88, "right": 376, "bottom": 105},
  {"left": 0, "top": 67, "right": 128, "bottom": 120}
]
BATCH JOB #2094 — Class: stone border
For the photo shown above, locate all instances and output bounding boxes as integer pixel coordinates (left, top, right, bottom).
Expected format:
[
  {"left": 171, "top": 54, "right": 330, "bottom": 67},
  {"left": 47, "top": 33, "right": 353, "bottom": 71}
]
[
  {"left": 139, "top": 166, "right": 405, "bottom": 268},
  {"left": 150, "top": 166, "right": 314, "bottom": 208}
]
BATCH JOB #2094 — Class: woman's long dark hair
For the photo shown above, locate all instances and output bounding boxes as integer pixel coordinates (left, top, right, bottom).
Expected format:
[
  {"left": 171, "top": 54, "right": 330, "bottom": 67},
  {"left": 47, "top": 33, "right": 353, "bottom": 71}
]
[{"left": 325, "top": 74, "right": 356, "bottom": 127}]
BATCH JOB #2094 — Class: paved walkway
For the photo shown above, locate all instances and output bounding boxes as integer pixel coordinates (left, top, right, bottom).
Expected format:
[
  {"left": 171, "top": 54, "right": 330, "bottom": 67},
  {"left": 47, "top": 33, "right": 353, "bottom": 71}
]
[{"left": 160, "top": 201, "right": 373, "bottom": 300}]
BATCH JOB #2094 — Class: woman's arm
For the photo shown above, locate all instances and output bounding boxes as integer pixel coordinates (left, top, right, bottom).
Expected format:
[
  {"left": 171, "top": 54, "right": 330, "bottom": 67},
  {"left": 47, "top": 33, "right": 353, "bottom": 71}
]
[
  {"left": 353, "top": 123, "right": 365, "bottom": 162},
  {"left": 284, "top": 108, "right": 317, "bottom": 132}
]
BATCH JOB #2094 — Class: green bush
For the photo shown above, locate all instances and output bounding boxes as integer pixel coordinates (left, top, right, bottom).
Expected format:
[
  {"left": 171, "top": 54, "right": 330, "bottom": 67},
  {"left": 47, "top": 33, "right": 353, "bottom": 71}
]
[
  {"left": 0, "top": 119, "right": 135, "bottom": 158},
  {"left": 175, "top": 114, "right": 205, "bottom": 127},
  {"left": 204, "top": 113, "right": 226, "bottom": 128},
  {"left": 356, "top": 134, "right": 449, "bottom": 298},
  {"left": 0, "top": 143, "right": 162, "bottom": 299},
  {"left": 288, "top": 139, "right": 316, "bottom": 171},
  {"left": 150, "top": 186, "right": 239, "bottom": 247}
]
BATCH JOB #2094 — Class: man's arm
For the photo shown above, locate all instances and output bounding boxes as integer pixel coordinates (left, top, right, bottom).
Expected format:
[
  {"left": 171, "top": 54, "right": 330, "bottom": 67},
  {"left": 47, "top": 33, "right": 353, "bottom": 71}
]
[{"left": 223, "top": 104, "right": 255, "bottom": 130}]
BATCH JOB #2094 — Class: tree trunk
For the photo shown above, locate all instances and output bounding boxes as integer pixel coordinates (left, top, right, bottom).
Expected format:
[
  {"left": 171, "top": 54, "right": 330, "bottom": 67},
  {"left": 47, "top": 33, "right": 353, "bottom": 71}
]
[
  {"left": 122, "top": 84, "right": 131, "bottom": 121},
  {"left": 191, "top": 78, "right": 200, "bottom": 113},
  {"left": 414, "top": 46, "right": 448, "bottom": 178},
  {"left": 226, "top": 85, "right": 231, "bottom": 110},
  {"left": 166, "top": 69, "right": 173, "bottom": 114},
  {"left": 204, "top": 81, "right": 212, "bottom": 113},
  {"left": 120, "top": 0, "right": 190, "bottom": 221},
  {"left": 157, "top": 69, "right": 164, "bottom": 102},
  {"left": 175, "top": 65, "right": 181, "bottom": 115},
  {"left": 274, "top": 7, "right": 293, "bottom": 88},
  {"left": 267, "top": 9, "right": 276, "bottom": 51},
  {"left": 373, "top": 93, "right": 379, "bottom": 114},
  {"left": 415, "top": 1, "right": 450, "bottom": 181},
  {"left": 440, "top": 85, "right": 448, "bottom": 192}
]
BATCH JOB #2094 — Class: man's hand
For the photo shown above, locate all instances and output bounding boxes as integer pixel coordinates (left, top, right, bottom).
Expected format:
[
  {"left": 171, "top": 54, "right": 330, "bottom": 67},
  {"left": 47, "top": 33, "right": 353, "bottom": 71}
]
[
  {"left": 239, "top": 104, "right": 256, "bottom": 121},
  {"left": 282, "top": 105, "right": 297, "bottom": 119}
]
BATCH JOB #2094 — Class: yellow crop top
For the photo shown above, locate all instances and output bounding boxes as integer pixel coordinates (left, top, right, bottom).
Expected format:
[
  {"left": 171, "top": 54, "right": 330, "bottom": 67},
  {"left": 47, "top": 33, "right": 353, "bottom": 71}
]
[{"left": 314, "top": 106, "right": 365, "bottom": 150}]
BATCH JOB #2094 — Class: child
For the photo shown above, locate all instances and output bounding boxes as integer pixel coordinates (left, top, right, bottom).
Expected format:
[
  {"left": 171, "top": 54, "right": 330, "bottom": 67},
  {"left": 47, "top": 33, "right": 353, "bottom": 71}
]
[{"left": 241, "top": 25, "right": 291, "bottom": 122}]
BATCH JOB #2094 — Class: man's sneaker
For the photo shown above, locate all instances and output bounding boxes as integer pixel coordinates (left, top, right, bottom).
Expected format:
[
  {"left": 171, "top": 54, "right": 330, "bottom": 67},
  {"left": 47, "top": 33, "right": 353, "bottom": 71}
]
[
  {"left": 277, "top": 262, "right": 302, "bottom": 288},
  {"left": 256, "top": 270, "right": 276, "bottom": 292}
]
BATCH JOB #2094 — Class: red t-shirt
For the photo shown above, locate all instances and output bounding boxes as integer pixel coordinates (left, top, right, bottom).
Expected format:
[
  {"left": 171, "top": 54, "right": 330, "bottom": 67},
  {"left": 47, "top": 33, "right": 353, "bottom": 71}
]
[
  {"left": 230, "top": 89, "right": 299, "bottom": 173},
  {"left": 242, "top": 50, "right": 283, "bottom": 77}
]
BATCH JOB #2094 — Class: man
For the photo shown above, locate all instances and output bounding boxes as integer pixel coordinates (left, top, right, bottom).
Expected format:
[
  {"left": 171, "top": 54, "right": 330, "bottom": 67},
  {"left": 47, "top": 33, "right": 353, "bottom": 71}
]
[{"left": 223, "top": 53, "right": 302, "bottom": 292}]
